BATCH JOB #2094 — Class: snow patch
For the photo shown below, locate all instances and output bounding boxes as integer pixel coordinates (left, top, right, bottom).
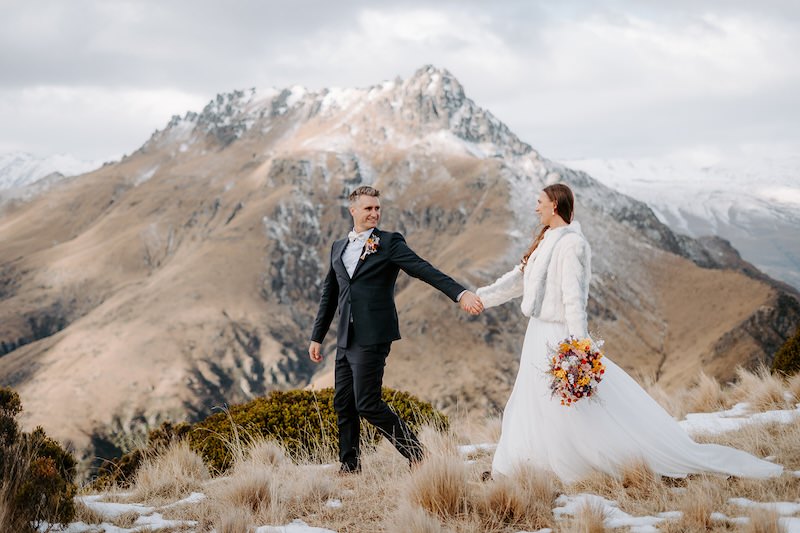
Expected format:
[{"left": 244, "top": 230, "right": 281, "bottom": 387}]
[
  {"left": 554, "top": 493, "right": 674, "bottom": 532},
  {"left": 256, "top": 519, "right": 337, "bottom": 533},
  {"left": 679, "top": 402, "right": 800, "bottom": 435},
  {"left": 134, "top": 166, "right": 158, "bottom": 186}
]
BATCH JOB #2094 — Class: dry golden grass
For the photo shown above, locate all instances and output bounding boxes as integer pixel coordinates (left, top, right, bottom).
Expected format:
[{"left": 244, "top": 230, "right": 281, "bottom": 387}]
[
  {"left": 619, "top": 459, "right": 662, "bottom": 501},
  {"left": 684, "top": 370, "right": 728, "bottom": 414},
  {"left": 449, "top": 412, "right": 502, "bottom": 448},
  {"left": 73, "top": 367, "right": 800, "bottom": 532},
  {"left": 787, "top": 371, "right": 800, "bottom": 402},
  {"left": 72, "top": 499, "right": 106, "bottom": 524},
  {"left": 572, "top": 500, "right": 607, "bottom": 533},
  {"left": 241, "top": 438, "right": 290, "bottom": 468},
  {"left": 214, "top": 506, "right": 254, "bottom": 533},
  {"left": 731, "top": 366, "right": 792, "bottom": 411},
  {"left": 111, "top": 509, "right": 140, "bottom": 528},
  {"left": 744, "top": 507, "right": 784, "bottom": 533},
  {"left": 674, "top": 477, "right": 724, "bottom": 531},
  {"left": 0, "top": 438, "right": 35, "bottom": 532},
  {"left": 128, "top": 441, "right": 210, "bottom": 504},
  {"left": 212, "top": 467, "right": 281, "bottom": 524},
  {"left": 474, "top": 465, "right": 557, "bottom": 531},
  {"left": 405, "top": 452, "right": 469, "bottom": 519},
  {"left": 385, "top": 503, "right": 446, "bottom": 533}
]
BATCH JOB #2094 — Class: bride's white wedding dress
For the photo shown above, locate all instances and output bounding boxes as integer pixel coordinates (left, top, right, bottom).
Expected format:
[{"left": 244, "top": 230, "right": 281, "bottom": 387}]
[{"left": 477, "top": 222, "right": 782, "bottom": 483}]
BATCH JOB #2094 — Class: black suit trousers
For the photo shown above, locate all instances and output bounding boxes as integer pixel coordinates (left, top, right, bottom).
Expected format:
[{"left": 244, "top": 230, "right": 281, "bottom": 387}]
[{"left": 333, "top": 336, "right": 424, "bottom": 469}]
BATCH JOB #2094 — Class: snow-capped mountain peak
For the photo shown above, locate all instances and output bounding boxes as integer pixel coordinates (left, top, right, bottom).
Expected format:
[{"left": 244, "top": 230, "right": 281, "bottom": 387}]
[{"left": 0, "top": 151, "right": 101, "bottom": 191}]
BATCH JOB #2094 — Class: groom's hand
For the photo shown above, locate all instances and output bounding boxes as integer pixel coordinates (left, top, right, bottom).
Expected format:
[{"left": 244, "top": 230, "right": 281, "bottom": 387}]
[
  {"left": 459, "top": 291, "right": 484, "bottom": 315},
  {"left": 309, "top": 341, "right": 323, "bottom": 363}
]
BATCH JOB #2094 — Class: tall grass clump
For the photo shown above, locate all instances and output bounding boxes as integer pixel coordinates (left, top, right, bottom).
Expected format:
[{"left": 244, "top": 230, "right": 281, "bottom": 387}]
[
  {"left": 385, "top": 504, "right": 445, "bottom": 533},
  {"left": 731, "top": 366, "right": 791, "bottom": 411},
  {"left": 406, "top": 453, "right": 469, "bottom": 519},
  {"left": 129, "top": 441, "right": 209, "bottom": 503},
  {"left": 474, "top": 465, "right": 557, "bottom": 531},
  {"left": 684, "top": 371, "right": 727, "bottom": 414},
  {"left": 573, "top": 500, "right": 607, "bottom": 533},
  {"left": 744, "top": 507, "right": 783, "bottom": 533}
]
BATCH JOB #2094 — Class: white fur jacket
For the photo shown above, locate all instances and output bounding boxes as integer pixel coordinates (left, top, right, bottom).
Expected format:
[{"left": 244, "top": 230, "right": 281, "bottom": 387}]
[{"left": 476, "top": 221, "right": 591, "bottom": 338}]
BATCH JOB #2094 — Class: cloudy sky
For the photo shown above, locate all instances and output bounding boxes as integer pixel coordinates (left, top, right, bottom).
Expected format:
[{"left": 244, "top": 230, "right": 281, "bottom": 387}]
[{"left": 1, "top": 0, "right": 798, "bottom": 164}]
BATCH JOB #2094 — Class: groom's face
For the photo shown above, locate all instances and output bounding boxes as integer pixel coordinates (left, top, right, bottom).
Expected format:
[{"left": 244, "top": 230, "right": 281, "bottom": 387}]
[{"left": 350, "top": 195, "right": 381, "bottom": 232}]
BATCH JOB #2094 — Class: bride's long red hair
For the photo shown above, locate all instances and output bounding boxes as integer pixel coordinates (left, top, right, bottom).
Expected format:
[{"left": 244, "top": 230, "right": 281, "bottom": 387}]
[{"left": 521, "top": 184, "right": 575, "bottom": 270}]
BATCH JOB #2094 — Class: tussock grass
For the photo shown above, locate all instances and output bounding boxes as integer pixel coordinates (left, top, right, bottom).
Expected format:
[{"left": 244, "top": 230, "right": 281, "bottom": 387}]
[
  {"left": 731, "top": 366, "right": 792, "bottom": 411},
  {"left": 673, "top": 477, "right": 724, "bottom": 531},
  {"left": 213, "top": 467, "right": 279, "bottom": 522},
  {"left": 0, "top": 438, "right": 35, "bottom": 532},
  {"left": 405, "top": 452, "right": 469, "bottom": 519},
  {"left": 744, "top": 507, "right": 784, "bottom": 533},
  {"left": 240, "top": 438, "right": 290, "bottom": 469},
  {"left": 684, "top": 371, "right": 728, "bottom": 414},
  {"left": 385, "top": 503, "right": 445, "bottom": 533},
  {"left": 72, "top": 499, "right": 106, "bottom": 525},
  {"left": 129, "top": 441, "right": 209, "bottom": 504},
  {"left": 77, "top": 367, "right": 800, "bottom": 532},
  {"left": 214, "top": 506, "right": 253, "bottom": 533},
  {"left": 619, "top": 459, "right": 662, "bottom": 501},
  {"left": 573, "top": 500, "right": 607, "bottom": 533},
  {"left": 474, "top": 465, "right": 557, "bottom": 531},
  {"left": 111, "top": 510, "right": 140, "bottom": 528},
  {"left": 787, "top": 371, "right": 800, "bottom": 402}
]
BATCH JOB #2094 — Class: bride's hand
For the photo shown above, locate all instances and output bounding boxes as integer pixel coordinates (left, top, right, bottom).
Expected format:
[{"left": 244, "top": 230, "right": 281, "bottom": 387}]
[{"left": 459, "top": 291, "right": 484, "bottom": 315}]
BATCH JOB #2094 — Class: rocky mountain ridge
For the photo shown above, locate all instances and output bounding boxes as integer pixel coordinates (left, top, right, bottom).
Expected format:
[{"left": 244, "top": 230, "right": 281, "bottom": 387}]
[
  {"left": 563, "top": 156, "right": 800, "bottom": 290},
  {"left": 0, "top": 66, "right": 797, "bottom": 469}
]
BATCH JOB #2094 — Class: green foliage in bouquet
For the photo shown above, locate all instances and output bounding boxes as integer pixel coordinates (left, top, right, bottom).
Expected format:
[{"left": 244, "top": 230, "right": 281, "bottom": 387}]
[
  {"left": 96, "top": 387, "right": 448, "bottom": 482},
  {"left": 772, "top": 324, "right": 800, "bottom": 376},
  {"left": 0, "top": 387, "right": 77, "bottom": 532}
]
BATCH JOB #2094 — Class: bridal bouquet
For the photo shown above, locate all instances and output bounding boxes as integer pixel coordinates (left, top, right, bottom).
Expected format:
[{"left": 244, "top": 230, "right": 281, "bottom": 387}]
[{"left": 547, "top": 336, "right": 605, "bottom": 406}]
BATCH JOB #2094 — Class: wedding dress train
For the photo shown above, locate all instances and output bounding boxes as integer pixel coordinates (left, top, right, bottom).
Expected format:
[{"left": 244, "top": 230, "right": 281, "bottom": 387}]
[{"left": 491, "top": 317, "right": 783, "bottom": 483}]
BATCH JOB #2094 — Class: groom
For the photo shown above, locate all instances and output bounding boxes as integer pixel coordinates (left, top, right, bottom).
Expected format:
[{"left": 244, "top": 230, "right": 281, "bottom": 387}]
[{"left": 309, "top": 186, "right": 483, "bottom": 472}]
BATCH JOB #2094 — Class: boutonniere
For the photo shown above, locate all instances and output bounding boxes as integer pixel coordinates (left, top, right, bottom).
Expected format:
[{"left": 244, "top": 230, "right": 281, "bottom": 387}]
[{"left": 360, "top": 234, "right": 380, "bottom": 260}]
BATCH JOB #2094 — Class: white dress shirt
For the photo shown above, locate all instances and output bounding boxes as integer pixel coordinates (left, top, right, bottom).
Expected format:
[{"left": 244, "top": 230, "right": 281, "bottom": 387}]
[{"left": 343, "top": 228, "right": 374, "bottom": 278}]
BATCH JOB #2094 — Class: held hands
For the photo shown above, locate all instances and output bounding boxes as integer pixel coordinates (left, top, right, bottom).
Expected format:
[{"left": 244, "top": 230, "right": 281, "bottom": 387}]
[
  {"left": 309, "top": 341, "right": 323, "bottom": 363},
  {"left": 459, "top": 291, "right": 484, "bottom": 315}
]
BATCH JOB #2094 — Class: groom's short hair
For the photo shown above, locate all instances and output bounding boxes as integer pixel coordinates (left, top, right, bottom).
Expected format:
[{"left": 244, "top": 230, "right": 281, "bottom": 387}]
[{"left": 348, "top": 186, "right": 380, "bottom": 204}]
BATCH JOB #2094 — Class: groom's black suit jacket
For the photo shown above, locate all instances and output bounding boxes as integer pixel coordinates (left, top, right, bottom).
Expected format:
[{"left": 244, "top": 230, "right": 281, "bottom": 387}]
[{"left": 311, "top": 228, "right": 466, "bottom": 349}]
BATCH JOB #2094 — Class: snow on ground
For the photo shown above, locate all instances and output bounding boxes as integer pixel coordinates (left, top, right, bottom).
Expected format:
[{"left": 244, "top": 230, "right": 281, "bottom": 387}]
[
  {"left": 680, "top": 401, "right": 800, "bottom": 435},
  {"left": 44, "top": 403, "right": 799, "bottom": 532}
]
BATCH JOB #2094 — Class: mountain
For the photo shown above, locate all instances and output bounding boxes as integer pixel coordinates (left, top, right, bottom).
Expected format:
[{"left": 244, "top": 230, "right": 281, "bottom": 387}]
[
  {"left": 0, "top": 151, "right": 102, "bottom": 190},
  {"left": 0, "top": 66, "right": 798, "bottom": 470},
  {"left": 560, "top": 156, "right": 800, "bottom": 290}
]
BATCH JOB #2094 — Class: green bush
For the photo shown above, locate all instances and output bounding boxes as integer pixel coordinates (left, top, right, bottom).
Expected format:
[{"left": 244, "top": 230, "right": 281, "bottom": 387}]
[
  {"left": 772, "top": 324, "right": 800, "bottom": 376},
  {"left": 96, "top": 387, "right": 448, "bottom": 482},
  {"left": 0, "top": 387, "right": 77, "bottom": 532}
]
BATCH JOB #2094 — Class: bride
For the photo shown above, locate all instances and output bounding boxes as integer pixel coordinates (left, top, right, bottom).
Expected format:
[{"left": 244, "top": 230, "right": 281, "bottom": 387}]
[{"left": 476, "top": 183, "right": 783, "bottom": 483}]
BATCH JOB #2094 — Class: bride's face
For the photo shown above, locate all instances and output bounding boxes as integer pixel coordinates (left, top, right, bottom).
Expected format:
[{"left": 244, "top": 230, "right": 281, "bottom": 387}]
[{"left": 535, "top": 191, "right": 556, "bottom": 225}]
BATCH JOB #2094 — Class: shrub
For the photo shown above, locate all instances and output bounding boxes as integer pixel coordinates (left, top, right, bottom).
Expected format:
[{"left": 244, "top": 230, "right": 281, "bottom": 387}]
[
  {"left": 0, "top": 387, "right": 22, "bottom": 446},
  {"left": 97, "top": 387, "right": 448, "bottom": 480},
  {"left": 772, "top": 324, "right": 800, "bottom": 376},
  {"left": 0, "top": 387, "right": 77, "bottom": 532}
]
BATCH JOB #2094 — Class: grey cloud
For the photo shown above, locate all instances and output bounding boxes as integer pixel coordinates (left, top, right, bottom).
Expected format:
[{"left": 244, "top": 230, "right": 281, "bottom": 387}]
[{"left": 1, "top": 0, "right": 799, "bottom": 160}]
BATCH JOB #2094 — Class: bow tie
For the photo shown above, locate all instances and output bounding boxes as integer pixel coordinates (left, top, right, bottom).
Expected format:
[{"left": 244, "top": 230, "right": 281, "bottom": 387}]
[{"left": 348, "top": 231, "right": 366, "bottom": 243}]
